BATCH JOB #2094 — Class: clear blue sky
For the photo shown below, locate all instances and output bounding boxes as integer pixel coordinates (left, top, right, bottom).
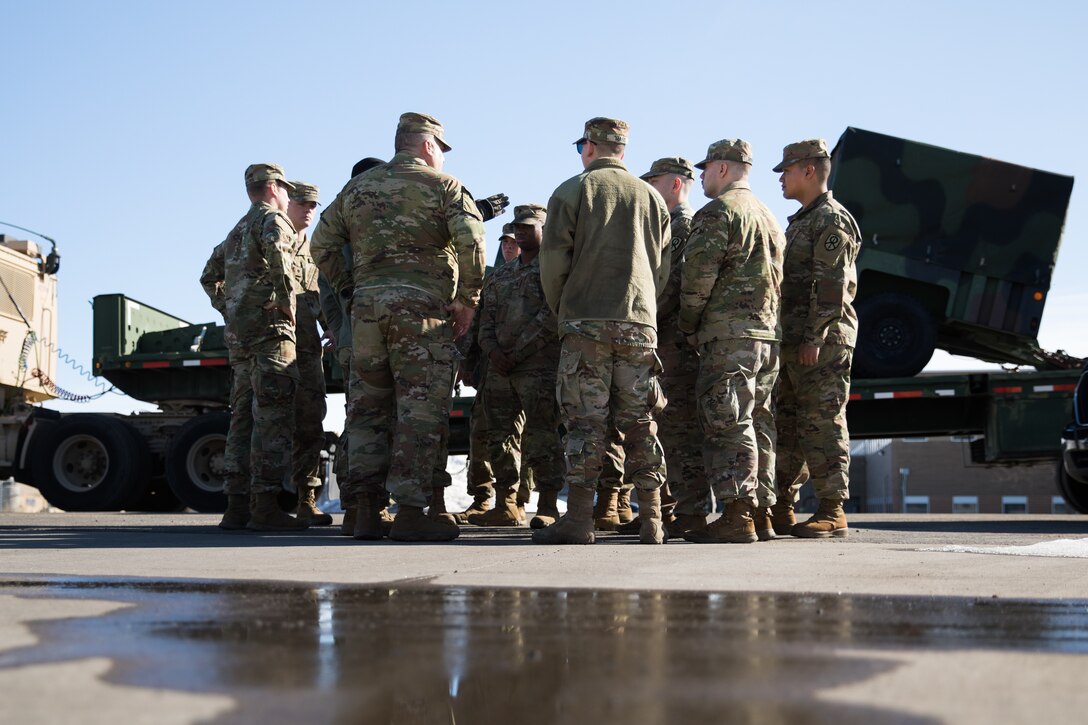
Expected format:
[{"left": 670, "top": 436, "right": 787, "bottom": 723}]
[{"left": 2, "top": 0, "right": 1085, "bottom": 421}]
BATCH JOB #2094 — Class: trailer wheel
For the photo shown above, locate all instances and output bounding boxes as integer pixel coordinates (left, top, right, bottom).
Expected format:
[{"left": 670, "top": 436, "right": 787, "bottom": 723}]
[
  {"left": 1057, "top": 464, "right": 1088, "bottom": 514},
  {"left": 30, "top": 414, "right": 151, "bottom": 511},
  {"left": 165, "top": 412, "right": 230, "bottom": 513},
  {"left": 853, "top": 293, "right": 937, "bottom": 378}
]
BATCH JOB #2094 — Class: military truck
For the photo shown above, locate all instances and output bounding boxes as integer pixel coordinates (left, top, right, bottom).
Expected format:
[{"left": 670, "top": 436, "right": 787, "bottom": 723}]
[{"left": 830, "top": 127, "right": 1077, "bottom": 378}]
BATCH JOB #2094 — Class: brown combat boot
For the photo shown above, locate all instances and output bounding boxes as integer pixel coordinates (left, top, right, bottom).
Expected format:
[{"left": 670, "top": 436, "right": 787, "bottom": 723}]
[
  {"left": 532, "top": 485, "right": 595, "bottom": 545},
  {"left": 683, "top": 500, "right": 757, "bottom": 544},
  {"left": 427, "top": 487, "right": 457, "bottom": 525},
  {"left": 296, "top": 486, "right": 333, "bottom": 526},
  {"left": 770, "top": 500, "right": 795, "bottom": 536},
  {"left": 379, "top": 506, "right": 395, "bottom": 537},
  {"left": 792, "top": 498, "right": 849, "bottom": 538},
  {"left": 340, "top": 506, "right": 356, "bottom": 536},
  {"left": 636, "top": 488, "right": 665, "bottom": 544},
  {"left": 218, "top": 494, "right": 251, "bottom": 530},
  {"left": 666, "top": 512, "right": 707, "bottom": 539},
  {"left": 454, "top": 490, "right": 492, "bottom": 524},
  {"left": 247, "top": 492, "right": 310, "bottom": 532},
  {"left": 467, "top": 486, "right": 524, "bottom": 527},
  {"left": 616, "top": 488, "right": 635, "bottom": 524},
  {"left": 616, "top": 515, "right": 641, "bottom": 534},
  {"left": 594, "top": 488, "right": 621, "bottom": 531},
  {"left": 530, "top": 489, "right": 561, "bottom": 529},
  {"left": 753, "top": 506, "right": 777, "bottom": 541},
  {"left": 353, "top": 492, "right": 383, "bottom": 541},
  {"left": 389, "top": 505, "right": 460, "bottom": 542}
]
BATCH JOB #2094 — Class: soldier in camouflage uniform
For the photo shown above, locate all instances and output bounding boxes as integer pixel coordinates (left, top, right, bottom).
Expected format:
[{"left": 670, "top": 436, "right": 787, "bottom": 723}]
[
  {"left": 285, "top": 181, "right": 333, "bottom": 527},
  {"left": 638, "top": 156, "right": 711, "bottom": 536},
  {"left": 470, "top": 204, "right": 563, "bottom": 528},
  {"left": 311, "top": 113, "right": 485, "bottom": 542},
  {"left": 772, "top": 139, "right": 860, "bottom": 538},
  {"left": 537, "top": 117, "right": 672, "bottom": 545},
  {"left": 679, "top": 140, "right": 784, "bottom": 544},
  {"left": 219, "top": 163, "right": 308, "bottom": 531}
]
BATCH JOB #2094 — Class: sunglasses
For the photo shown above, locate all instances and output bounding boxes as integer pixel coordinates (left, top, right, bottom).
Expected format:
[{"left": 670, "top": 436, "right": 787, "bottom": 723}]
[{"left": 575, "top": 140, "right": 596, "bottom": 154}]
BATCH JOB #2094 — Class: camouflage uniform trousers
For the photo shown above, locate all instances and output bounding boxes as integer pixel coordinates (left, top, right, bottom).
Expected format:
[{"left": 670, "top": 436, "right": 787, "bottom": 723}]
[
  {"left": 658, "top": 341, "right": 711, "bottom": 515},
  {"left": 774, "top": 343, "right": 852, "bottom": 502},
  {"left": 556, "top": 333, "right": 666, "bottom": 493},
  {"left": 482, "top": 366, "right": 564, "bottom": 493},
  {"left": 695, "top": 339, "right": 778, "bottom": 508},
  {"left": 468, "top": 391, "right": 532, "bottom": 502},
  {"left": 292, "top": 323, "right": 327, "bottom": 491},
  {"left": 223, "top": 339, "right": 300, "bottom": 496},
  {"left": 333, "top": 346, "right": 356, "bottom": 503},
  {"left": 347, "top": 287, "right": 457, "bottom": 509}
]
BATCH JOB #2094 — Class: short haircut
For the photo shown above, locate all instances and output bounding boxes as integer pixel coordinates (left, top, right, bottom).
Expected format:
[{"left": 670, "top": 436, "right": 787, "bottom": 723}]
[
  {"left": 246, "top": 180, "right": 271, "bottom": 198},
  {"left": 394, "top": 131, "right": 429, "bottom": 153},
  {"left": 594, "top": 140, "right": 625, "bottom": 156},
  {"left": 351, "top": 157, "right": 385, "bottom": 177},
  {"left": 812, "top": 157, "right": 831, "bottom": 183}
]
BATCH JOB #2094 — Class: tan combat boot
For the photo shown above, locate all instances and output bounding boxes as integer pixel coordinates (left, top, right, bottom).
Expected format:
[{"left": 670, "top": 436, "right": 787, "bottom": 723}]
[
  {"left": 792, "top": 498, "right": 849, "bottom": 538},
  {"left": 427, "top": 487, "right": 457, "bottom": 525},
  {"left": 353, "top": 492, "right": 383, "bottom": 541},
  {"left": 454, "top": 490, "right": 492, "bottom": 524},
  {"left": 616, "top": 488, "right": 635, "bottom": 524},
  {"left": 296, "top": 486, "right": 333, "bottom": 526},
  {"left": 340, "top": 506, "right": 356, "bottom": 536},
  {"left": 636, "top": 488, "right": 665, "bottom": 544},
  {"left": 666, "top": 512, "right": 707, "bottom": 539},
  {"left": 530, "top": 489, "right": 561, "bottom": 529},
  {"left": 467, "top": 486, "right": 524, "bottom": 527},
  {"left": 379, "top": 505, "right": 395, "bottom": 537},
  {"left": 218, "top": 494, "right": 251, "bottom": 531},
  {"left": 389, "top": 505, "right": 460, "bottom": 542},
  {"left": 683, "top": 500, "right": 757, "bottom": 544},
  {"left": 770, "top": 500, "right": 795, "bottom": 536},
  {"left": 532, "top": 485, "right": 595, "bottom": 545},
  {"left": 247, "top": 492, "right": 310, "bottom": 531},
  {"left": 753, "top": 506, "right": 776, "bottom": 541},
  {"left": 616, "top": 514, "right": 641, "bottom": 534},
  {"left": 593, "top": 488, "right": 621, "bottom": 531}
]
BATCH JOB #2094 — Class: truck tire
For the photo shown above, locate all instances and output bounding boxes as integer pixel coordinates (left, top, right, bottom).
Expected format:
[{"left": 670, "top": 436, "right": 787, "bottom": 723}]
[
  {"left": 30, "top": 414, "right": 151, "bottom": 511},
  {"left": 164, "top": 412, "right": 230, "bottom": 513},
  {"left": 1057, "top": 464, "right": 1088, "bottom": 514},
  {"left": 853, "top": 292, "right": 937, "bottom": 378}
]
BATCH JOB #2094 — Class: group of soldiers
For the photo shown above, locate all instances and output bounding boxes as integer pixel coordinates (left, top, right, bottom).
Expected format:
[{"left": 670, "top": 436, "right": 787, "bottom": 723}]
[{"left": 201, "top": 111, "right": 859, "bottom": 545}]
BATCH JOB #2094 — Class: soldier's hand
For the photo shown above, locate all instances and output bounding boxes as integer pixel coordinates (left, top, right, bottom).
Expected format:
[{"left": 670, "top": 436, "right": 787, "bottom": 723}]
[
  {"left": 263, "top": 301, "right": 296, "bottom": 326},
  {"left": 488, "top": 349, "right": 515, "bottom": 375},
  {"left": 799, "top": 343, "right": 820, "bottom": 366},
  {"left": 447, "top": 300, "right": 475, "bottom": 340},
  {"left": 685, "top": 334, "right": 699, "bottom": 351},
  {"left": 476, "top": 193, "right": 510, "bottom": 221},
  {"left": 321, "top": 329, "right": 337, "bottom": 350}
]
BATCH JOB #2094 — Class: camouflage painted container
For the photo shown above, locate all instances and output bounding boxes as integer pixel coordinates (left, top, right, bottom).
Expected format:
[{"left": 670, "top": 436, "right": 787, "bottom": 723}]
[{"left": 830, "top": 127, "right": 1078, "bottom": 376}]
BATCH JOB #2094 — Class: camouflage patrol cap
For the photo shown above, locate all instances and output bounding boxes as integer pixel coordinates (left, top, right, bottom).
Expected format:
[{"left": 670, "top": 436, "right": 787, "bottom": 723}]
[
  {"left": 694, "top": 139, "right": 753, "bottom": 170},
  {"left": 640, "top": 157, "right": 695, "bottom": 180},
  {"left": 512, "top": 203, "right": 547, "bottom": 227},
  {"left": 499, "top": 224, "right": 516, "bottom": 240},
  {"left": 573, "top": 117, "right": 629, "bottom": 146},
  {"left": 287, "top": 181, "right": 320, "bottom": 204},
  {"left": 772, "top": 139, "right": 830, "bottom": 173},
  {"left": 244, "top": 163, "right": 295, "bottom": 190},
  {"left": 397, "top": 112, "right": 452, "bottom": 152}
]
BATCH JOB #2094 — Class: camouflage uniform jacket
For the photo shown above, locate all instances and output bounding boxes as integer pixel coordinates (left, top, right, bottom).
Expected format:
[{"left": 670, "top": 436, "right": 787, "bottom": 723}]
[
  {"left": 477, "top": 255, "right": 559, "bottom": 371},
  {"left": 200, "top": 216, "right": 245, "bottom": 318},
  {"left": 223, "top": 202, "right": 297, "bottom": 354},
  {"left": 679, "top": 181, "right": 785, "bottom": 344},
  {"left": 310, "top": 152, "right": 486, "bottom": 308},
  {"left": 316, "top": 243, "right": 353, "bottom": 351},
  {"left": 539, "top": 157, "right": 671, "bottom": 343},
  {"left": 292, "top": 232, "right": 323, "bottom": 353},
  {"left": 655, "top": 201, "right": 695, "bottom": 346},
  {"left": 781, "top": 191, "right": 860, "bottom": 348}
]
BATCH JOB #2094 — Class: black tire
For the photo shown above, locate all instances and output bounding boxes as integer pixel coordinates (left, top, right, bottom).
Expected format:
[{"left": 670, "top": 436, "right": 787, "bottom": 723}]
[
  {"left": 164, "top": 412, "right": 230, "bottom": 513},
  {"left": 1058, "top": 463, "right": 1088, "bottom": 514},
  {"left": 853, "top": 292, "right": 937, "bottom": 378},
  {"left": 30, "top": 414, "right": 151, "bottom": 511}
]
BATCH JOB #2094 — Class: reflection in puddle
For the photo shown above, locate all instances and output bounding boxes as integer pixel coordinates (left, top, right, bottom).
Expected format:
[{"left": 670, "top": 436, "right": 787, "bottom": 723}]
[{"left": 1, "top": 580, "right": 1085, "bottom": 724}]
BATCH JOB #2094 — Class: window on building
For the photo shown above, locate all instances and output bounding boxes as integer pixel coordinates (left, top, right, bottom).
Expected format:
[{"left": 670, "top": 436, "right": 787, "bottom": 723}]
[
  {"left": 1052, "top": 496, "right": 1071, "bottom": 515},
  {"left": 904, "top": 495, "right": 930, "bottom": 514},
  {"left": 952, "top": 496, "right": 979, "bottom": 514},
  {"left": 1002, "top": 495, "right": 1029, "bottom": 514}
]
